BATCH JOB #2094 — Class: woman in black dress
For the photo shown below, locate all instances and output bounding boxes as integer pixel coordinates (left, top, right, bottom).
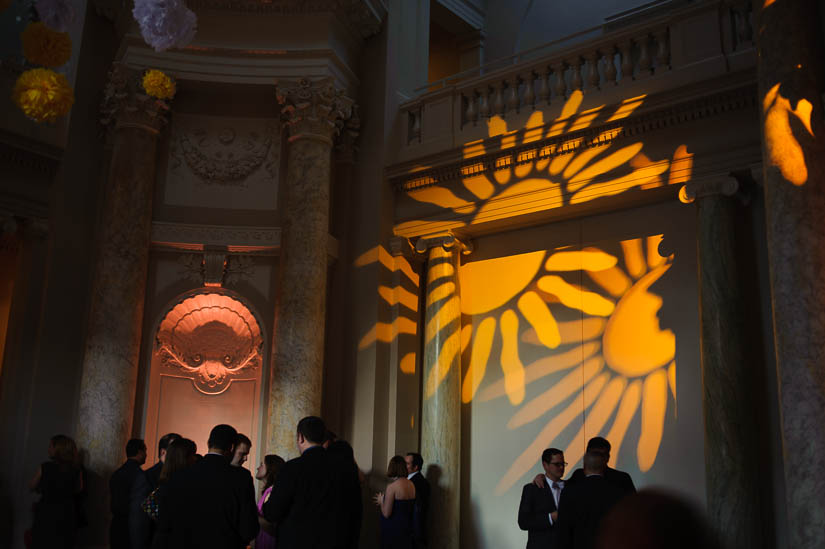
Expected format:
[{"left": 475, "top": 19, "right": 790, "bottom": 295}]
[
  {"left": 374, "top": 455, "right": 416, "bottom": 549},
  {"left": 149, "top": 437, "right": 197, "bottom": 549},
  {"left": 30, "top": 434, "right": 83, "bottom": 549}
]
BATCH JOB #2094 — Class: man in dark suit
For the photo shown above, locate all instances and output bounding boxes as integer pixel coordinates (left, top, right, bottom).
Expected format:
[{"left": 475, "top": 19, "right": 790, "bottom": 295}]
[
  {"left": 129, "top": 432, "right": 179, "bottom": 549},
  {"left": 405, "top": 452, "right": 430, "bottom": 549},
  {"left": 518, "top": 448, "right": 566, "bottom": 549},
  {"left": 110, "top": 438, "right": 147, "bottom": 549},
  {"left": 263, "top": 416, "right": 337, "bottom": 549},
  {"left": 554, "top": 451, "right": 627, "bottom": 549},
  {"left": 160, "top": 424, "right": 259, "bottom": 549},
  {"left": 567, "top": 437, "right": 636, "bottom": 495}
]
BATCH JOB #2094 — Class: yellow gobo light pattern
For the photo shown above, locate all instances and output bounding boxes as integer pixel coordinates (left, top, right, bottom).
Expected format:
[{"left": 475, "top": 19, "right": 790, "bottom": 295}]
[{"left": 453, "top": 235, "right": 676, "bottom": 495}]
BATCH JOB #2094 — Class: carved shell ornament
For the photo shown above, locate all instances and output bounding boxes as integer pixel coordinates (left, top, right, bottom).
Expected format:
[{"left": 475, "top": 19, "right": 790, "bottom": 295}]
[
  {"left": 171, "top": 123, "right": 274, "bottom": 186},
  {"left": 156, "top": 293, "right": 262, "bottom": 395}
]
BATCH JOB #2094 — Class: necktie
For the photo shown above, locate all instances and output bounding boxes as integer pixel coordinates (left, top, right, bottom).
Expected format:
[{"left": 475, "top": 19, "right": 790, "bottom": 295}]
[{"left": 551, "top": 481, "right": 561, "bottom": 507}]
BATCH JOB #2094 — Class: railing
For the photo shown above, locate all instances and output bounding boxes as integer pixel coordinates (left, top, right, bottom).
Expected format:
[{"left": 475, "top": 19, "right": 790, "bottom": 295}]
[{"left": 400, "top": 0, "right": 754, "bottom": 149}]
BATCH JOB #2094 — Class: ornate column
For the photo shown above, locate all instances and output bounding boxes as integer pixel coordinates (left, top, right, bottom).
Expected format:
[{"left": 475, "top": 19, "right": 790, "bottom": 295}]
[
  {"left": 76, "top": 66, "right": 170, "bottom": 479},
  {"left": 416, "top": 233, "right": 471, "bottom": 549},
  {"left": 755, "top": 1, "right": 825, "bottom": 547},
  {"left": 267, "top": 78, "right": 354, "bottom": 455},
  {"left": 680, "top": 177, "right": 761, "bottom": 548}
]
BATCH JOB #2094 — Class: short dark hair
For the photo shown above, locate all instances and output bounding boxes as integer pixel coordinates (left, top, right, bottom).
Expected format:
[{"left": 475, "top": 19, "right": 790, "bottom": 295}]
[
  {"left": 587, "top": 437, "right": 611, "bottom": 452},
  {"left": 235, "top": 433, "right": 252, "bottom": 448},
  {"left": 323, "top": 430, "right": 338, "bottom": 444},
  {"left": 406, "top": 452, "right": 423, "bottom": 471},
  {"left": 126, "top": 438, "right": 146, "bottom": 458},
  {"left": 208, "top": 424, "right": 238, "bottom": 452},
  {"left": 387, "top": 455, "right": 408, "bottom": 478},
  {"left": 541, "top": 448, "right": 563, "bottom": 464},
  {"left": 296, "top": 416, "right": 326, "bottom": 444},
  {"left": 583, "top": 450, "right": 608, "bottom": 473},
  {"left": 158, "top": 433, "right": 181, "bottom": 455}
]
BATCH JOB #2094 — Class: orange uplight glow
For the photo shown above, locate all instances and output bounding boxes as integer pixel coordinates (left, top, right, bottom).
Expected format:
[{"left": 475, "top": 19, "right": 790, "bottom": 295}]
[{"left": 763, "top": 83, "right": 814, "bottom": 186}]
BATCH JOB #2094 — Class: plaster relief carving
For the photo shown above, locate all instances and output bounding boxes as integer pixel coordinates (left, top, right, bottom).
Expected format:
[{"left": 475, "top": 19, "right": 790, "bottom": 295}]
[
  {"left": 156, "top": 293, "right": 263, "bottom": 395},
  {"left": 164, "top": 114, "right": 280, "bottom": 211}
]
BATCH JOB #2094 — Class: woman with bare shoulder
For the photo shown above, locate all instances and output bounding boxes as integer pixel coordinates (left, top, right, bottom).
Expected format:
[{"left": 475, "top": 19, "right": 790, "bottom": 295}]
[{"left": 373, "top": 455, "right": 416, "bottom": 549}]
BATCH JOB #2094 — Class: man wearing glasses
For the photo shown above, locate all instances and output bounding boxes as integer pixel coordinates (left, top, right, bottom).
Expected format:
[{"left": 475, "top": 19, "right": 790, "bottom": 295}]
[{"left": 518, "top": 448, "right": 567, "bottom": 549}]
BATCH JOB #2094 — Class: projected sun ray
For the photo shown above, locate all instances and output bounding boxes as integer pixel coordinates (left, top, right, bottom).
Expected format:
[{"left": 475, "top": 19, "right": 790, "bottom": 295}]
[{"left": 453, "top": 235, "right": 675, "bottom": 495}]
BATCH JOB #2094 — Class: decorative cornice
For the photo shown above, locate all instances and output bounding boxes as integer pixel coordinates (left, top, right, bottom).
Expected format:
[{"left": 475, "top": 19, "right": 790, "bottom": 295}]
[
  {"left": 151, "top": 221, "right": 281, "bottom": 248},
  {"left": 390, "top": 87, "right": 759, "bottom": 192},
  {"left": 276, "top": 77, "right": 355, "bottom": 144}
]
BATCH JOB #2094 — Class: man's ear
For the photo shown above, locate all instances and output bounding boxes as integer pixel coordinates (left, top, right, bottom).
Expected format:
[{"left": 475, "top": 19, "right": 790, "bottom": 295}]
[
  {"left": 297, "top": 432, "right": 305, "bottom": 445},
  {"left": 229, "top": 443, "right": 236, "bottom": 455}
]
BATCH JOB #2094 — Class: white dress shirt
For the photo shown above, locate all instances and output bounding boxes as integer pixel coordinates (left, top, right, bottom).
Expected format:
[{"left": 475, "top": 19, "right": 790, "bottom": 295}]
[{"left": 547, "top": 476, "right": 564, "bottom": 525}]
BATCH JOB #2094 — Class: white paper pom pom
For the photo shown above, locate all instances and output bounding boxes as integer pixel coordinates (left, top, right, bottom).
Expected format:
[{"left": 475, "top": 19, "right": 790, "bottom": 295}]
[
  {"left": 133, "top": 0, "right": 198, "bottom": 53},
  {"left": 35, "top": 0, "right": 75, "bottom": 32}
]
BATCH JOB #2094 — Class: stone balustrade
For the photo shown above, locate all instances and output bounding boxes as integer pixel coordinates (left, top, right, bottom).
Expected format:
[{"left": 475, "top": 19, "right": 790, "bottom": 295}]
[{"left": 399, "top": 0, "right": 754, "bottom": 159}]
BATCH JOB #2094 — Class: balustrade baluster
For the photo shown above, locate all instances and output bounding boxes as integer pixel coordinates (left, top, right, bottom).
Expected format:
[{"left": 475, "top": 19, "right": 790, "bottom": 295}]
[
  {"left": 522, "top": 72, "right": 535, "bottom": 109},
  {"left": 603, "top": 46, "right": 618, "bottom": 85},
  {"left": 506, "top": 77, "right": 520, "bottom": 114},
  {"left": 493, "top": 82, "right": 505, "bottom": 116},
  {"left": 654, "top": 29, "right": 670, "bottom": 72},
  {"left": 732, "top": 0, "right": 753, "bottom": 49},
  {"left": 537, "top": 68, "right": 550, "bottom": 105},
  {"left": 619, "top": 40, "right": 634, "bottom": 82},
  {"left": 465, "top": 92, "right": 477, "bottom": 124},
  {"left": 570, "top": 57, "right": 584, "bottom": 91},
  {"left": 586, "top": 52, "right": 600, "bottom": 89},
  {"left": 409, "top": 107, "right": 421, "bottom": 143},
  {"left": 479, "top": 86, "right": 490, "bottom": 119},
  {"left": 637, "top": 34, "right": 652, "bottom": 76},
  {"left": 553, "top": 62, "right": 567, "bottom": 98}
]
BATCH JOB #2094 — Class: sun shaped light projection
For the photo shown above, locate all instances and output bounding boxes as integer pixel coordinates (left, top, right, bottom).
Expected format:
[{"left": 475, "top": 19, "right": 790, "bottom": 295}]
[
  {"left": 156, "top": 293, "right": 263, "bottom": 395},
  {"left": 396, "top": 91, "right": 694, "bottom": 236},
  {"left": 453, "top": 235, "right": 676, "bottom": 495}
]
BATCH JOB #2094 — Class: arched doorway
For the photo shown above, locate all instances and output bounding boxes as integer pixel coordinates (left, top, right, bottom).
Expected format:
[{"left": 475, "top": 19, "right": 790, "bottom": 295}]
[{"left": 143, "top": 291, "right": 265, "bottom": 468}]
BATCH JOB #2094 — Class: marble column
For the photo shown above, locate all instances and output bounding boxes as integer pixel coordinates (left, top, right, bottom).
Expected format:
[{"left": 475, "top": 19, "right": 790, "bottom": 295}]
[
  {"left": 76, "top": 67, "right": 170, "bottom": 477},
  {"left": 416, "top": 233, "right": 468, "bottom": 549},
  {"left": 754, "top": 1, "right": 825, "bottom": 547},
  {"left": 680, "top": 178, "right": 761, "bottom": 548},
  {"left": 267, "top": 78, "right": 354, "bottom": 456}
]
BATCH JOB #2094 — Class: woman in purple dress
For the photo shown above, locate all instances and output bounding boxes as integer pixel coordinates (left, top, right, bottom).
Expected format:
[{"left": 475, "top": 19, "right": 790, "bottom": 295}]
[{"left": 255, "top": 454, "right": 285, "bottom": 549}]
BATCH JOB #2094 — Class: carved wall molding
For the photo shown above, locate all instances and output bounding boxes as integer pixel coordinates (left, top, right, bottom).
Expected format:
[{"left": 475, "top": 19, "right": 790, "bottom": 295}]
[
  {"left": 170, "top": 118, "right": 278, "bottom": 186},
  {"left": 151, "top": 221, "right": 282, "bottom": 248},
  {"left": 390, "top": 86, "right": 759, "bottom": 192}
]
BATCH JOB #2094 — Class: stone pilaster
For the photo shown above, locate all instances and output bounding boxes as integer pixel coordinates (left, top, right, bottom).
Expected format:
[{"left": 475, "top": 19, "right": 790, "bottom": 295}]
[
  {"left": 754, "top": 1, "right": 825, "bottom": 547},
  {"left": 76, "top": 65, "right": 170, "bottom": 478},
  {"left": 680, "top": 177, "right": 761, "bottom": 548},
  {"left": 266, "top": 78, "right": 354, "bottom": 456},
  {"left": 416, "top": 233, "right": 470, "bottom": 549}
]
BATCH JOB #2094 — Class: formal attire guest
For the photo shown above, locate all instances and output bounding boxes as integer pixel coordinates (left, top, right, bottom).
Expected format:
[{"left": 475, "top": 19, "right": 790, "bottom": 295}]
[
  {"left": 147, "top": 438, "right": 196, "bottom": 549},
  {"left": 404, "top": 453, "right": 429, "bottom": 549},
  {"left": 375, "top": 455, "right": 416, "bottom": 549},
  {"left": 130, "top": 433, "right": 180, "bottom": 549},
  {"left": 518, "top": 448, "right": 567, "bottom": 549},
  {"left": 567, "top": 436, "right": 636, "bottom": 495},
  {"left": 30, "top": 435, "right": 83, "bottom": 549},
  {"left": 554, "top": 452, "right": 626, "bottom": 549},
  {"left": 263, "top": 417, "right": 336, "bottom": 549},
  {"left": 110, "top": 439, "right": 147, "bottom": 549},
  {"left": 328, "top": 440, "right": 363, "bottom": 549},
  {"left": 160, "top": 425, "right": 258, "bottom": 549},
  {"left": 254, "top": 454, "right": 285, "bottom": 549}
]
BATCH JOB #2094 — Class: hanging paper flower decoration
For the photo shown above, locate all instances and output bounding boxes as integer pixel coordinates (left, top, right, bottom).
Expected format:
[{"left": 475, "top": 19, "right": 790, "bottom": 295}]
[
  {"left": 12, "top": 68, "right": 75, "bottom": 123},
  {"left": 142, "top": 69, "right": 176, "bottom": 100},
  {"left": 35, "top": 0, "right": 76, "bottom": 32},
  {"left": 133, "top": 0, "right": 197, "bottom": 52},
  {"left": 21, "top": 22, "right": 72, "bottom": 68}
]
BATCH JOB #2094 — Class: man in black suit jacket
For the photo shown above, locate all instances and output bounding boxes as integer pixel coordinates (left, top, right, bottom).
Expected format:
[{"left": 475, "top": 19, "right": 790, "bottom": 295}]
[
  {"left": 405, "top": 452, "right": 430, "bottom": 549},
  {"left": 518, "top": 448, "right": 566, "bottom": 549},
  {"left": 129, "top": 432, "right": 179, "bottom": 549},
  {"left": 554, "top": 451, "right": 627, "bottom": 549},
  {"left": 110, "top": 438, "right": 147, "bottom": 549},
  {"left": 160, "top": 424, "right": 259, "bottom": 549},
  {"left": 567, "top": 437, "right": 636, "bottom": 495},
  {"left": 263, "top": 416, "right": 337, "bottom": 549}
]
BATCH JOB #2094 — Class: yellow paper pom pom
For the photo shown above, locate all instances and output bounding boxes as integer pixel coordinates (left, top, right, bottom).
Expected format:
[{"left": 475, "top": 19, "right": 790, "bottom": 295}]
[
  {"left": 21, "top": 22, "right": 72, "bottom": 68},
  {"left": 142, "top": 70, "right": 176, "bottom": 100},
  {"left": 12, "top": 68, "right": 75, "bottom": 123}
]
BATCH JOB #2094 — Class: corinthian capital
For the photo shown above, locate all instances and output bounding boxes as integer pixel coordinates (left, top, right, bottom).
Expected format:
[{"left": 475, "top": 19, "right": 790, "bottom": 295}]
[
  {"left": 100, "top": 63, "right": 171, "bottom": 140},
  {"left": 276, "top": 77, "right": 355, "bottom": 145}
]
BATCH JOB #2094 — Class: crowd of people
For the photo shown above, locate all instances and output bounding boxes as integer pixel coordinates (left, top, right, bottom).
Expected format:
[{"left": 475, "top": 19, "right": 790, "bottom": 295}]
[
  {"left": 27, "top": 428, "right": 714, "bottom": 549},
  {"left": 28, "top": 417, "right": 431, "bottom": 549}
]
